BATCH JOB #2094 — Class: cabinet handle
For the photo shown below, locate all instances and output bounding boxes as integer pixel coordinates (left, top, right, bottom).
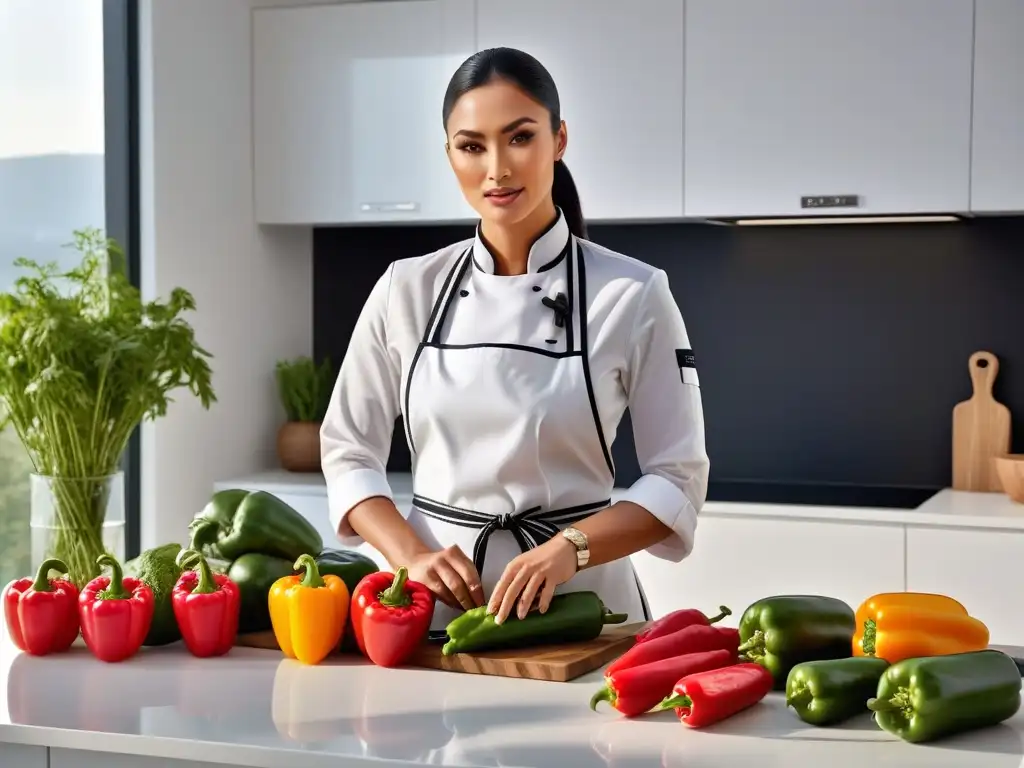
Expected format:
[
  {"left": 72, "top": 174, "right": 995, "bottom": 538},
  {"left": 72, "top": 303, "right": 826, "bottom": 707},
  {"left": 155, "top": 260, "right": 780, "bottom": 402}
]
[
  {"left": 801, "top": 195, "right": 861, "bottom": 209},
  {"left": 359, "top": 202, "right": 420, "bottom": 213}
]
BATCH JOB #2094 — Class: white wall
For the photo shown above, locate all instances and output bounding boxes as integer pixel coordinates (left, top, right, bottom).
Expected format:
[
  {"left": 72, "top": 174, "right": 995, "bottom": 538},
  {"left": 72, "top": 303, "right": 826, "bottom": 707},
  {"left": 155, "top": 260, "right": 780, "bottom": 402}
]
[{"left": 137, "top": 0, "right": 344, "bottom": 548}]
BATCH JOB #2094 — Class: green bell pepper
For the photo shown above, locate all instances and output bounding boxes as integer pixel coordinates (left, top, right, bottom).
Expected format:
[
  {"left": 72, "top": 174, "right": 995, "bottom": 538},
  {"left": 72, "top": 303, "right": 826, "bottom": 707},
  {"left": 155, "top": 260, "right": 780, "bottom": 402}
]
[
  {"left": 786, "top": 656, "right": 890, "bottom": 726},
  {"left": 188, "top": 489, "right": 323, "bottom": 562},
  {"left": 442, "top": 590, "right": 628, "bottom": 656},
  {"left": 315, "top": 548, "right": 379, "bottom": 594},
  {"left": 227, "top": 552, "right": 297, "bottom": 634},
  {"left": 738, "top": 595, "right": 856, "bottom": 690},
  {"left": 867, "top": 650, "right": 1022, "bottom": 743},
  {"left": 315, "top": 549, "right": 379, "bottom": 653},
  {"left": 227, "top": 548, "right": 378, "bottom": 637}
]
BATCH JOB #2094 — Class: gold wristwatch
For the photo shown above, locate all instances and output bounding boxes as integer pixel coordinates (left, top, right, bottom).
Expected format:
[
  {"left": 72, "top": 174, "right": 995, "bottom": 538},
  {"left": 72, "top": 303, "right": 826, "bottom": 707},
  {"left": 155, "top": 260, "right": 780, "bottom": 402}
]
[{"left": 561, "top": 527, "right": 590, "bottom": 570}]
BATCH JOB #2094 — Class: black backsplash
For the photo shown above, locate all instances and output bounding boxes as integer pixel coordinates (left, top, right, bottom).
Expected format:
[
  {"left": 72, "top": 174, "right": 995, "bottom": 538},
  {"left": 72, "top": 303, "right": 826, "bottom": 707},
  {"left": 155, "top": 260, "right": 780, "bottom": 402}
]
[{"left": 313, "top": 216, "right": 1024, "bottom": 509}]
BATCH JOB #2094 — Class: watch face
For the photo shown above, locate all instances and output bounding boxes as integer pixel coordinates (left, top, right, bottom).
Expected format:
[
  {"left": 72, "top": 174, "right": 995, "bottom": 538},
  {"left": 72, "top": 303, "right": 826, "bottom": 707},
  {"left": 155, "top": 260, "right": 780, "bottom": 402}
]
[{"left": 564, "top": 528, "right": 586, "bottom": 549}]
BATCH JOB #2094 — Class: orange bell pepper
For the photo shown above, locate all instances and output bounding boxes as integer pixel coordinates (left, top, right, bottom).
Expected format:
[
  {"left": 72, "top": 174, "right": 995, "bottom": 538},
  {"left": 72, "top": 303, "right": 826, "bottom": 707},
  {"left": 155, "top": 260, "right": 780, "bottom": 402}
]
[
  {"left": 269, "top": 553, "right": 349, "bottom": 665},
  {"left": 852, "top": 592, "right": 989, "bottom": 663}
]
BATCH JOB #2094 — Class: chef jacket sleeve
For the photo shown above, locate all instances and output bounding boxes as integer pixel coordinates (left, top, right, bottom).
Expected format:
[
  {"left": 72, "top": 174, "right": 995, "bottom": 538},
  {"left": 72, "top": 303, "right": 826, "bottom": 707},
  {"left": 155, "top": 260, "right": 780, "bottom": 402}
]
[
  {"left": 618, "top": 269, "right": 710, "bottom": 562},
  {"left": 320, "top": 262, "right": 402, "bottom": 545}
]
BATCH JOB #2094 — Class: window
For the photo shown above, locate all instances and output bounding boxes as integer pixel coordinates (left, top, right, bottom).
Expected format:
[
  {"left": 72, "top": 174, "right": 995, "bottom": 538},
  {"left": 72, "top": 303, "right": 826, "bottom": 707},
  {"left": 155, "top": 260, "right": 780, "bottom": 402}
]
[{"left": 0, "top": 0, "right": 140, "bottom": 596}]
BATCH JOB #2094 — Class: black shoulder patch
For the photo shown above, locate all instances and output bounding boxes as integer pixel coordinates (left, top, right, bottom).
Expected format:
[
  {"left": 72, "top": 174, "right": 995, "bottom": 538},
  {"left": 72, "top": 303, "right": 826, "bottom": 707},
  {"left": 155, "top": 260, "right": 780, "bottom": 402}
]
[
  {"left": 675, "top": 348, "right": 699, "bottom": 386},
  {"left": 676, "top": 349, "right": 696, "bottom": 369}
]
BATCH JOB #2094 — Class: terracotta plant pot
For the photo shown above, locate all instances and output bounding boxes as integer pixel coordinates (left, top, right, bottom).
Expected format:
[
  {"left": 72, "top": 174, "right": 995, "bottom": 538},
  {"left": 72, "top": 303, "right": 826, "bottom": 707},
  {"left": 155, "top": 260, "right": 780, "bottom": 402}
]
[{"left": 277, "top": 421, "right": 322, "bottom": 472}]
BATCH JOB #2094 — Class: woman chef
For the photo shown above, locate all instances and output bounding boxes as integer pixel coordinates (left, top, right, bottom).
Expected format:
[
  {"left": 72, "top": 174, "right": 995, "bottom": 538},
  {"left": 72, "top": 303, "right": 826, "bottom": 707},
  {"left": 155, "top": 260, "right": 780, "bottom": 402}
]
[{"left": 320, "top": 47, "right": 710, "bottom": 637}]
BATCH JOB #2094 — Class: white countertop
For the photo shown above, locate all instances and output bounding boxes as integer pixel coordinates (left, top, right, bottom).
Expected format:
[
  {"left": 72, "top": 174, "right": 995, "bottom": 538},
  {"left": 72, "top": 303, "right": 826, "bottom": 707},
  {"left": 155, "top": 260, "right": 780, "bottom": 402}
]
[
  {"left": 215, "top": 470, "right": 1024, "bottom": 531},
  {"left": 4, "top": 633, "right": 1024, "bottom": 768}
]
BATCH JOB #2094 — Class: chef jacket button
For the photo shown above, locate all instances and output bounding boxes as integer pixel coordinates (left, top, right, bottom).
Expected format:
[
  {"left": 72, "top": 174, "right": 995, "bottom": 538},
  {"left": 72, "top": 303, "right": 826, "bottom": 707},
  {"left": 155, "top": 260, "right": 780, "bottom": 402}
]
[
  {"left": 459, "top": 289, "right": 469, "bottom": 297},
  {"left": 532, "top": 286, "right": 541, "bottom": 292}
]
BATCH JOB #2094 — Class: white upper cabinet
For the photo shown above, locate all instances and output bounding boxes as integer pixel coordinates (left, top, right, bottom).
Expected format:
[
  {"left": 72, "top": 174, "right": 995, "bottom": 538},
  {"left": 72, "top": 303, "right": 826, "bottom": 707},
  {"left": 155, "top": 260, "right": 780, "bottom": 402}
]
[
  {"left": 252, "top": 0, "right": 477, "bottom": 225},
  {"left": 971, "top": 0, "right": 1024, "bottom": 213},
  {"left": 682, "top": 1, "right": 974, "bottom": 219},
  {"left": 475, "top": 0, "right": 685, "bottom": 222}
]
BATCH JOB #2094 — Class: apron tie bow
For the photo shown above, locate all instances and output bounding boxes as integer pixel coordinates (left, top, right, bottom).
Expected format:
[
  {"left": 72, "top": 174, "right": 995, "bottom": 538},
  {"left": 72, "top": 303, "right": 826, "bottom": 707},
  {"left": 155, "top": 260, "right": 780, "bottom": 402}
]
[{"left": 412, "top": 495, "right": 608, "bottom": 577}]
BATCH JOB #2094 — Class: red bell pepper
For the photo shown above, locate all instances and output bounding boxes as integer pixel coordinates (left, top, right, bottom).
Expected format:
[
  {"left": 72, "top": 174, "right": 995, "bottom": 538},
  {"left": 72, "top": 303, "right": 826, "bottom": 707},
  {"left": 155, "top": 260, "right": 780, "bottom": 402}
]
[
  {"left": 605, "top": 623, "right": 741, "bottom": 677},
  {"left": 634, "top": 605, "right": 732, "bottom": 644},
  {"left": 654, "top": 662, "right": 774, "bottom": 727},
  {"left": 79, "top": 553, "right": 154, "bottom": 663},
  {"left": 172, "top": 548, "right": 241, "bottom": 658},
  {"left": 2, "top": 558, "right": 80, "bottom": 656},
  {"left": 590, "top": 649, "right": 736, "bottom": 717},
  {"left": 350, "top": 567, "right": 434, "bottom": 667}
]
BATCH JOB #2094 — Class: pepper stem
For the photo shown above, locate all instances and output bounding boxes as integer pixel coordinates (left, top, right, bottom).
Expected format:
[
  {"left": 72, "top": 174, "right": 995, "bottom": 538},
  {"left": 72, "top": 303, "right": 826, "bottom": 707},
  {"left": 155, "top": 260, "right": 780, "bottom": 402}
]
[
  {"left": 31, "top": 558, "right": 69, "bottom": 592},
  {"left": 603, "top": 610, "right": 629, "bottom": 625},
  {"left": 379, "top": 567, "right": 412, "bottom": 607},
  {"left": 786, "top": 687, "right": 814, "bottom": 709},
  {"left": 867, "top": 688, "right": 912, "bottom": 714},
  {"left": 654, "top": 693, "right": 693, "bottom": 711},
  {"left": 861, "top": 618, "right": 877, "bottom": 655},
  {"left": 175, "top": 548, "right": 198, "bottom": 569},
  {"left": 177, "top": 549, "right": 218, "bottom": 595},
  {"left": 708, "top": 605, "right": 732, "bottom": 625},
  {"left": 589, "top": 684, "right": 617, "bottom": 711},
  {"left": 186, "top": 518, "right": 218, "bottom": 552},
  {"left": 737, "top": 629, "right": 766, "bottom": 661},
  {"left": 294, "top": 554, "right": 325, "bottom": 589},
  {"left": 96, "top": 553, "right": 128, "bottom": 600}
]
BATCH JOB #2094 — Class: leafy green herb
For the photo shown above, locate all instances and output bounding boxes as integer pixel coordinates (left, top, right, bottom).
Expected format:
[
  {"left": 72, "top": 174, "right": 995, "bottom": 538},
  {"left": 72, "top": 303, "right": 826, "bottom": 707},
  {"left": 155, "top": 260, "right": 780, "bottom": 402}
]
[
  {"left": 0, "top": 228, "right": 216, "bottom": 585},
  {"left": 275, "top": 356, "right": 333, "bottom": 422}
]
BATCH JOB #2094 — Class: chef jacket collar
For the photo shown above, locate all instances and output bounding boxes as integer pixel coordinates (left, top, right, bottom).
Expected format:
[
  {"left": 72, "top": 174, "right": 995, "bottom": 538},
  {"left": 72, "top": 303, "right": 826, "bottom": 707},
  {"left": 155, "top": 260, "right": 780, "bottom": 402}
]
[{"left": 471, "top": 208, "right": 570, "bottom": 275}]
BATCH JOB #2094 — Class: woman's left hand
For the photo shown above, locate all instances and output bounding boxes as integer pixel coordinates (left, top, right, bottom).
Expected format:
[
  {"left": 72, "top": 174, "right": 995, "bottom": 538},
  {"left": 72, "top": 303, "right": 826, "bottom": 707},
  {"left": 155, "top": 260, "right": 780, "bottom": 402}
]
[{"left": 487, "top": 537, "right": 578, "bottom": 624}]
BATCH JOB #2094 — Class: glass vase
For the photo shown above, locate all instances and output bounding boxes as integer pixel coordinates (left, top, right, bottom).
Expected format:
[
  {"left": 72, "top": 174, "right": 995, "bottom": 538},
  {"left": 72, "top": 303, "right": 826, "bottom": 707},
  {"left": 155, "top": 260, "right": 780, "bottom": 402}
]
[{"left": 30, "top": 472, "right": 125, "bottom": 588}]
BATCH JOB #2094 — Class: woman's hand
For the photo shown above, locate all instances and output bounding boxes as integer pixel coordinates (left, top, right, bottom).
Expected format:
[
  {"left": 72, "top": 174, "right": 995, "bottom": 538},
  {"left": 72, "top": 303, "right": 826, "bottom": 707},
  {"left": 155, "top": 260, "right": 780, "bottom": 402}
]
[
  {"left": 487, "top": 537, "right": 578, "bottom": 624},
  {"left": 404, "top": 545, "right": 484, "bottom": 611}
]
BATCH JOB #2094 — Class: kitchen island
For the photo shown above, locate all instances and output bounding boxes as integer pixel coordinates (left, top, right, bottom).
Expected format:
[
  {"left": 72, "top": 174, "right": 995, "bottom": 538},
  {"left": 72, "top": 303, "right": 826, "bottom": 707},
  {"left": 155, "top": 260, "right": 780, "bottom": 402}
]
[{"left": 3, "top": 635, "right": 1024, "bottom": 768}]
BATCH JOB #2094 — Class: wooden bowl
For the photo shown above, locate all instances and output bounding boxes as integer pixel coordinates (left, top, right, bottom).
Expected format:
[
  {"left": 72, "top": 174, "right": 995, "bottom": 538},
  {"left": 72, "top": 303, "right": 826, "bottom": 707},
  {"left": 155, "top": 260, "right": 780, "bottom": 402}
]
[{"left": 994, "top": 454, "right": 1024, "bottom": 504}]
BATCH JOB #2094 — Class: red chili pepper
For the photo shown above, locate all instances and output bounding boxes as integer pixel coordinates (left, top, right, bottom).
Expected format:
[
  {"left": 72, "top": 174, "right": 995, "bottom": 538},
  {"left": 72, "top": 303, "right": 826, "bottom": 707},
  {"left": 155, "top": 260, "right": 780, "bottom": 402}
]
[
  {"left": 2, "top": 558, "right": 80, "bottom": 656},
  {"left": 635, "top": 605, "right": 732, "bottom": 644},
  {"left": 171, "top": 549, "right": 241, "bottom": 658},
  {"left": 654, "top": 662, "right": 774, "bottom": 727},
  {"left": 350, "top": 567, "right": 434, "bottom": 667},
  {"left": 79, "top": 553, "right": 154, "bottom": 663},
  {"left": 605, "top": 623, "right": 741, "bottom": 677},
  {"left": 590, "top": 649, "right": 737, "bottom": 717}
]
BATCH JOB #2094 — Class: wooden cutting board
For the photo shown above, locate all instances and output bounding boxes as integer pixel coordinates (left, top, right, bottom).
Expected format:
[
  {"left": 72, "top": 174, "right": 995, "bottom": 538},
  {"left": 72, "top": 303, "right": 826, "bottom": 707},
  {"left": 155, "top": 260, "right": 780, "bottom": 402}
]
[
  {"left": 953, "top": 350, "right": 1012, "bottom": 491},
  {"left": 404, "top": 622, "right": 644, "bottom": 682},
  {"left": 235, "top": 622, "right": 643, "bottom": 682},
  {"left": 235, "top": 630, "right": 285, "bottom": 651}
]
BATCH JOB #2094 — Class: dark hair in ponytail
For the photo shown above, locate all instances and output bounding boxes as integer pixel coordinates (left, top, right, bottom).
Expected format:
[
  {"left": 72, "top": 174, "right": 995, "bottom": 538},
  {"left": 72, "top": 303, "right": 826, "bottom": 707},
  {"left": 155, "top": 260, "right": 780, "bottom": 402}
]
[
  {"left": 442, "top": 47, "right": 587, "bottom": 239},
  {"left": 552, "top": 158, "right": 586, "bottom": 240}
]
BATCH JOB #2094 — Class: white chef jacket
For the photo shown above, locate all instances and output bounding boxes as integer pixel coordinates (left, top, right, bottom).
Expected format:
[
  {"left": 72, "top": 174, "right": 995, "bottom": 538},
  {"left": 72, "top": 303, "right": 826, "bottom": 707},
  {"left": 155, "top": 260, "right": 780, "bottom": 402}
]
[{"left": 320, "top": 208, "right": 709, "bottom": 633}]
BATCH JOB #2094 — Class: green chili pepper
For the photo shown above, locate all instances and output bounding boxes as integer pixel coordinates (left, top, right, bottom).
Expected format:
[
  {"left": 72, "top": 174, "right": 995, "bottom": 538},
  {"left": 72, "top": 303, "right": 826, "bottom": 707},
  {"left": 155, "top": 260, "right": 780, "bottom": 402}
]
[
  {"left": 786, "top": 656, "right": 890, "bottom": 726},
  {"left": 867, "top": 650, "right": 1022, "bottom": 743},
  {"left": 442, "top": 590, "right": 627, "bottom": 656},
  {"left": 737, "top": 595, "right": 856, "bottom": 689}
]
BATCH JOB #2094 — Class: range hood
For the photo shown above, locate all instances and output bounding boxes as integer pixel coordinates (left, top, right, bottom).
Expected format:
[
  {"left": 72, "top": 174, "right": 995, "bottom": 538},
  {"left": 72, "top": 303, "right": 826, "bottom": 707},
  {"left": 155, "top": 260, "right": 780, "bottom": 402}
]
[
  {"left": 705, "top": 195, "right": 964, "bottom": 226},
  {"left": 731, "top": 214, "right": 962, "bottom": 226}
]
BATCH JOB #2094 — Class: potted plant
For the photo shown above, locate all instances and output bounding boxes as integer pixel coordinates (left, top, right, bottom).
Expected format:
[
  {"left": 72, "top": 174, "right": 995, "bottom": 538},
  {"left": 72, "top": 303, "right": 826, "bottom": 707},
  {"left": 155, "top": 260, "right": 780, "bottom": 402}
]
[
  {"left": 0, "top": 228, "right": 216, "bottom": 587},
  {"left": 275, "top": 355, "right": 333, "bottom": 472}
]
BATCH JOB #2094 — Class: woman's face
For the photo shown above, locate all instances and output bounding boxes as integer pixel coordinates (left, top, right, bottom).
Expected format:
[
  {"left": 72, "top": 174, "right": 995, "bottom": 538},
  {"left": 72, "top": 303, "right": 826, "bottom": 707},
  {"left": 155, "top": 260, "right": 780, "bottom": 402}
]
[{"left": 445, "top": 79, "right": 566, "bottom": 227}]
